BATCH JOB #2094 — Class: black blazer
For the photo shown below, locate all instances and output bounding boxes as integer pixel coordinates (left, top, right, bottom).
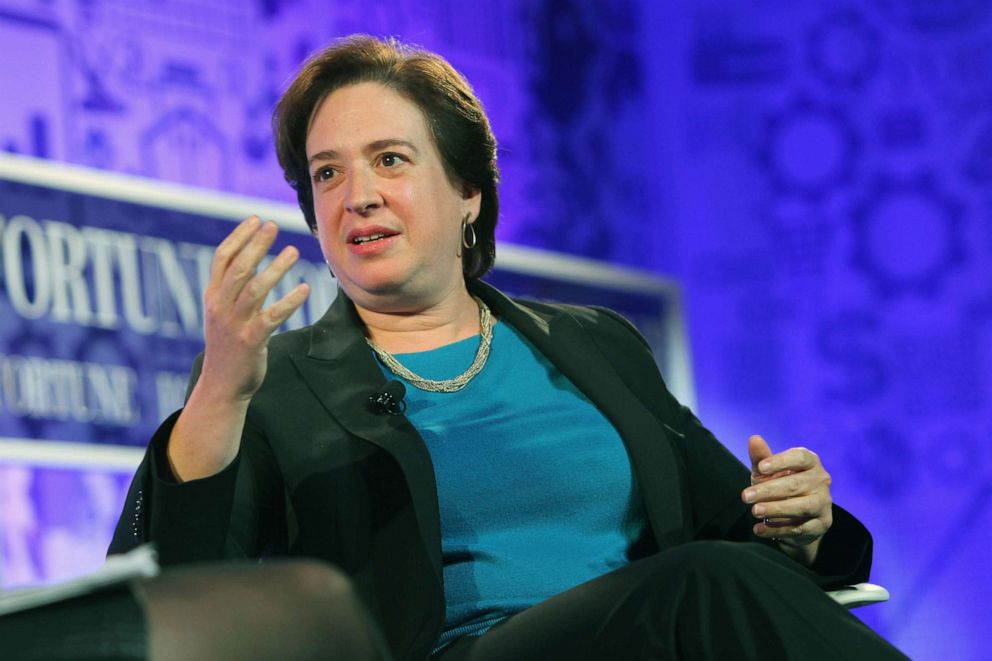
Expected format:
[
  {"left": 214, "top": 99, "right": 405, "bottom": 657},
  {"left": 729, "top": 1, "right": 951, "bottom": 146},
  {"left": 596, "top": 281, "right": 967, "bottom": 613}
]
[{"left": 110, "top": 281, "right": 872, "bottom": 661}]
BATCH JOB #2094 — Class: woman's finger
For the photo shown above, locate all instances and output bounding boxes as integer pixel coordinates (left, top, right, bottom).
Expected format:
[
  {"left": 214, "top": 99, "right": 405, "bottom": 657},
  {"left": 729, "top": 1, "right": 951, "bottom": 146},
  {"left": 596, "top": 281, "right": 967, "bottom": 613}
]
[
  {"left": 755, "top": 515, "right": 829, "bottom": 541},
  {"left": 209, "top": 216, "right": 262, "bottom": 282},
  {"left": 743, "top": 470, "right": 823, "bottom": 503},
  {"left": 751, "top": 493, "right": 827, "bottom": 520},
  {"left": 216, "top": 221, "right": 280, "bottom": 303},
  {"left": 233, "top": 245, "right": 302, "bottom": 316},
  {"left": 754, "top": 447, "right": 819, "bottom": 476},
  {"left": 257, "top": 283, "right": 311, "bottom": 334}
]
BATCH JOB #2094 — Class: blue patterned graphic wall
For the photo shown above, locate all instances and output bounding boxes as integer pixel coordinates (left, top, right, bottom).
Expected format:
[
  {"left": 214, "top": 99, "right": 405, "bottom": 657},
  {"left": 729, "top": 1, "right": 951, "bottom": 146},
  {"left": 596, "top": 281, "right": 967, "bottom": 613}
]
[{"left": 1, "top": 1, "right": 989, "bottom": 658}]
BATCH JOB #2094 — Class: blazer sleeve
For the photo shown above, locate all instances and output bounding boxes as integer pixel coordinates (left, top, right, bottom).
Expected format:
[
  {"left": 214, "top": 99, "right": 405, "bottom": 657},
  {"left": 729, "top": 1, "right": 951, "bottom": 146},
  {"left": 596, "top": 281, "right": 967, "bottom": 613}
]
[
  {"left": 587, "top": 306, "right": 873, "bottom": 588},
  {"left": 108, "top": 359, "right": 284, "bottom": 566}
]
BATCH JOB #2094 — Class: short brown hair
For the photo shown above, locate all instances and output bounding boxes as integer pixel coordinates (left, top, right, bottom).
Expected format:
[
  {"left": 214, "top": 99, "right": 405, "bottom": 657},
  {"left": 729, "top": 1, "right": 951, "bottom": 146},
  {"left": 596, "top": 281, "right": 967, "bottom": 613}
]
[{"left": 273, "top": 35, "right": 499, "bottom": 280}]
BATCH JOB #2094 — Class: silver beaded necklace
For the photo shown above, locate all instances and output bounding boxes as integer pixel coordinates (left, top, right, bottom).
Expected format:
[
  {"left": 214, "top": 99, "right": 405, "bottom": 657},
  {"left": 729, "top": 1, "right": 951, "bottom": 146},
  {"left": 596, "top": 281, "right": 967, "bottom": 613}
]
[{"left": 365, "top": 296, "right": 494, "bottom": 392}]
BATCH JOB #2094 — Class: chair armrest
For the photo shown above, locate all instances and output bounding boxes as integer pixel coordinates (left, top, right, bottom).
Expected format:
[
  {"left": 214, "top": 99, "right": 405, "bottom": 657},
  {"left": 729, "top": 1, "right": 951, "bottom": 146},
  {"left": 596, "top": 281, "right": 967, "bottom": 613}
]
[{"left": 826, "top": 582, "right": 890, "bottom": 609}]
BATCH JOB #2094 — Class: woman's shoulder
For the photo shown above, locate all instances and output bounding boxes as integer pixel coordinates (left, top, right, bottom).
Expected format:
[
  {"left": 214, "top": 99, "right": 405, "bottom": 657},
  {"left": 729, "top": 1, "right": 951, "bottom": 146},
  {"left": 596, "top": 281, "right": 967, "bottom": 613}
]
[{"left": 512, "top": 297, "right": 649, "bottom": 348}]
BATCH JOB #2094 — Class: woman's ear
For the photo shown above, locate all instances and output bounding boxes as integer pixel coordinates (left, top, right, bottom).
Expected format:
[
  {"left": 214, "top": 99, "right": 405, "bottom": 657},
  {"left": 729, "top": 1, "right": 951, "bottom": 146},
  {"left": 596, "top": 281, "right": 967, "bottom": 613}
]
[{"left": 461, "top": 184, "right": 482, "bottom": 220}]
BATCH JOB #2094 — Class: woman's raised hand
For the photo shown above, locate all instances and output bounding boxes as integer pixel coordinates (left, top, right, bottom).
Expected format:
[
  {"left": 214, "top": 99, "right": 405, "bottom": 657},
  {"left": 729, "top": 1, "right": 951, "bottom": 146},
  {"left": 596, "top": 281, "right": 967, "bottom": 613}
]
[
  {"left": 199, "top": 216, "right": 310, "bottom": 401},
  {"left": 167, "top": 217, "right": 310, "bottom": 482}
]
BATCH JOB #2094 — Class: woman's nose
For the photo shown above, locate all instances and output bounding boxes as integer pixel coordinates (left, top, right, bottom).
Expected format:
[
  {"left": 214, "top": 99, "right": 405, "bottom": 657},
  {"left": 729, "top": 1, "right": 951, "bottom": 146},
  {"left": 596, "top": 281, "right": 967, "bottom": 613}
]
[{"left": 344, "top": 168, "right": 382, "bottom": 215}]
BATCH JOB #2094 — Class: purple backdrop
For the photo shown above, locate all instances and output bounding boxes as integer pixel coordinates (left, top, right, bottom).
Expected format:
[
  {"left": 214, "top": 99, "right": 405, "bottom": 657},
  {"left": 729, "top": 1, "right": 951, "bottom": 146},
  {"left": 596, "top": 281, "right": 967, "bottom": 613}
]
[{"left": 1, "top": 1, "right": 988, "bottom": 657}]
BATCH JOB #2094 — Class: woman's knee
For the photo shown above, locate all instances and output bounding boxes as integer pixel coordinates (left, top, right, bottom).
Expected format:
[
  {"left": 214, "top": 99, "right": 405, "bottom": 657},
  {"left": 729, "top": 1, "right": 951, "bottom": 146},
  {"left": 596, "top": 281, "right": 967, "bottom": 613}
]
[
  {"left": 141, "top": 559, "right": 383, "bottom": 661},
  {"left": 260, "top": 560, "right": 389, "bottom": 658},
  {"left": 261, "top": 559, "right": 358, "bottom": 612}
]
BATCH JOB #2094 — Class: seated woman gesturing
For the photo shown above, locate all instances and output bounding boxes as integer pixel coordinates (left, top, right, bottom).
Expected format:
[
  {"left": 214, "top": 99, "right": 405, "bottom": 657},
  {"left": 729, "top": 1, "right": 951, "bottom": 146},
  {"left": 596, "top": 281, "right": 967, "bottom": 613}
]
[{"left": 107, "top": 35, "right": 907, "bottom": 661}]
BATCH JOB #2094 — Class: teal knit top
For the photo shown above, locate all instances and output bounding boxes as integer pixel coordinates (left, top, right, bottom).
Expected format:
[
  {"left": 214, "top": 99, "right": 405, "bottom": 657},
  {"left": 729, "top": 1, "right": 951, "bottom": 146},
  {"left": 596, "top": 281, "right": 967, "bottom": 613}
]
[{"left": 375, "top": 320, "right": 646, "bottom": 651}]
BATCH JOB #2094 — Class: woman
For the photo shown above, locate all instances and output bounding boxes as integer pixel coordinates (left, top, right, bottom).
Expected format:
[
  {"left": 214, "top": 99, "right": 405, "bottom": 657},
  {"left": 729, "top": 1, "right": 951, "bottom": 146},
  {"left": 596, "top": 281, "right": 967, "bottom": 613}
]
[{"left": 107, "top": 35, "right": 905, "bottom": 660}]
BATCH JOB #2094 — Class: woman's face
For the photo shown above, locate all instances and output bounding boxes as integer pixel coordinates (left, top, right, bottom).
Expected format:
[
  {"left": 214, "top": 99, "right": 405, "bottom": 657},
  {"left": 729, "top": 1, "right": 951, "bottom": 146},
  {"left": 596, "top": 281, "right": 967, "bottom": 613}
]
[{"left": 305, "top": 82, "right": 480, "bottom": 311}]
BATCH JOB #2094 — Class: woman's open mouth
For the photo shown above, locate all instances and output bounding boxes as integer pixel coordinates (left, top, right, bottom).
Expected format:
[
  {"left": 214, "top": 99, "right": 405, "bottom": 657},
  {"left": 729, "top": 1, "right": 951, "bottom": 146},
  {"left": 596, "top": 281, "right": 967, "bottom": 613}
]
[{"left": 346, "top": 227, "right": 400, "bottom": 254}]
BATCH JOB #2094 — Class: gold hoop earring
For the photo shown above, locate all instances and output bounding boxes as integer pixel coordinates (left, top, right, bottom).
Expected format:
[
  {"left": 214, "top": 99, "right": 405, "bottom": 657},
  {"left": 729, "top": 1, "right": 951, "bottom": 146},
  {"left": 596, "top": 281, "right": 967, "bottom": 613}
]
[
  {"left": 458, "top": 214, "right": 476, "bottom": 258},
  {"left": 462, "top": 214, "right": 477, "bottom": 250}
]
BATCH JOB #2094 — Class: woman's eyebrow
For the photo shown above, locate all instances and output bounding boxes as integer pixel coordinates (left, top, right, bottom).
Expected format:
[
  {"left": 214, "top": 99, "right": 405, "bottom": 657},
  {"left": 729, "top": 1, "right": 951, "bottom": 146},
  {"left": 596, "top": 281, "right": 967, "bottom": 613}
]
[
  {"left": 365, "top": 138, "right": 419, "bottom": 155},
  {"left": 308, "top": 149, "right": 338, "bottom": 165},
  {"left": 308, "top": 139, "right": 419, "bottom": 166},
  {"left": 307, "top": 149, "right": 338, "bottom": 165}
]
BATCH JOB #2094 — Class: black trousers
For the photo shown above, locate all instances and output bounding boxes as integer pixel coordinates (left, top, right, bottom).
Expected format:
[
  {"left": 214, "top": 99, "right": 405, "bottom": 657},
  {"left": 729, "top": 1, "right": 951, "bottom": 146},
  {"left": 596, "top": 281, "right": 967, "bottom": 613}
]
[
  {"left": 435, "top": 541, "right": 907, "bottom": 661},
  {"left": 1, "top": 545, "right": 907, "bottom": 660}
]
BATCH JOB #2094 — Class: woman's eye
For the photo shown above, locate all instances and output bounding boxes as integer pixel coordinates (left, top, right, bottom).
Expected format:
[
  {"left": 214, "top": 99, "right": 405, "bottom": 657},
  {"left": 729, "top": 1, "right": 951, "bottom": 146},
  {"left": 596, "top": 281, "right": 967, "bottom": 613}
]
[
  {"left": 313, "top": 166, "right": 336, "bottom": 182},
  {"left": 379, "top": 153, "right": 406, "bottom": 168}
]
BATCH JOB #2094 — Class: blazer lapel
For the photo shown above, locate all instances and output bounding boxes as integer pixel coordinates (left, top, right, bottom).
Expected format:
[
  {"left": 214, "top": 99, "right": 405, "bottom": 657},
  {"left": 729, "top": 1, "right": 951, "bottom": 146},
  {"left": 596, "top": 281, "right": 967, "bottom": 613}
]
[
  {"left": 475, "top": 281, "right": 690, "bottom": 548},
  {"left": 288, "top": 293, "right": 443, "bottom": 582}
]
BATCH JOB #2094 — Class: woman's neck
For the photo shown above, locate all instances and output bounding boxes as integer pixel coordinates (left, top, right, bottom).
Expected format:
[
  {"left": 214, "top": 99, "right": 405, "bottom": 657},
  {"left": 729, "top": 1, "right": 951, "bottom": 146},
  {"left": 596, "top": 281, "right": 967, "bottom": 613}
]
[{"left": 354, "top": 286, "right": 481, "bottom": 354}]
